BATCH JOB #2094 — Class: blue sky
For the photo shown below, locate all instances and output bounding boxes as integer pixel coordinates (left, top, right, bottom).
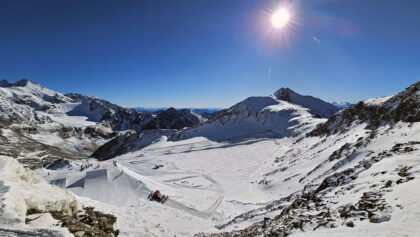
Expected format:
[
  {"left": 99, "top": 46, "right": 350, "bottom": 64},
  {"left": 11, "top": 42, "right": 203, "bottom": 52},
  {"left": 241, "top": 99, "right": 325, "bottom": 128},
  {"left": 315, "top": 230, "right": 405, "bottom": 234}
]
[{"left": 0, "top": 0, "right": 419, "bottom": 108}]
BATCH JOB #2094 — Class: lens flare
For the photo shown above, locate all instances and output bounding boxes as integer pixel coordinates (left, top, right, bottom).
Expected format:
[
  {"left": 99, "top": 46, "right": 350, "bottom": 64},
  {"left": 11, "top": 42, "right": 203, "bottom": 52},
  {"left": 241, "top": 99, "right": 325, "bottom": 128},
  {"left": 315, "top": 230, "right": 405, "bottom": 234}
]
[
  {"left": 271, "top": 8, "right": 290, "bottom": 29},
  {"left": 253, "top": 2, "right": 298, "bottom": 49}
]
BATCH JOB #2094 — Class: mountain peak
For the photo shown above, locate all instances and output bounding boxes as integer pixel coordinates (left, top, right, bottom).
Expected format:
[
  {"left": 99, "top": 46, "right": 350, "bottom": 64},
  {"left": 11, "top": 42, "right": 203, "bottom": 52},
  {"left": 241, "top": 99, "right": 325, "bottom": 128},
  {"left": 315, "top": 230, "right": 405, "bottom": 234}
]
[
  {"left": 0, "top": 79, "right": 10, "bottom": 87},
  {"left": 166, "top": 107, "right": 178, "bottom": 113},
  {"left": 276, "top": 87, "right": 295, "bottom": 93},
  {"left": 273, "top": 87, "right": 338, "bottom": 118},
  {"left": 274, "top": 88, "right": 296, "bottom": 101},
  {"left": 14, "top": 79, "right": 32, "bottom": 86},
  {"left": 0, "top": 79, "right": 41, "bottom": 88}
]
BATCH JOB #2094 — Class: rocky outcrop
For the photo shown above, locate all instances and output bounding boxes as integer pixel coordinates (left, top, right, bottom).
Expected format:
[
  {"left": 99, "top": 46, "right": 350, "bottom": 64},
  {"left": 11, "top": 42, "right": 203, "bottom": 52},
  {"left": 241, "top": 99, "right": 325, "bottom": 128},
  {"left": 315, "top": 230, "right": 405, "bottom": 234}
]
[
  {"left": 309, "top": 81, "right": 420, "bottom": 136},
  {"left": 50, "top": 206, "right": 119, "bottom": 237},
  {"left": 90, "top": 129, "right": 175, "bottom": 161}
]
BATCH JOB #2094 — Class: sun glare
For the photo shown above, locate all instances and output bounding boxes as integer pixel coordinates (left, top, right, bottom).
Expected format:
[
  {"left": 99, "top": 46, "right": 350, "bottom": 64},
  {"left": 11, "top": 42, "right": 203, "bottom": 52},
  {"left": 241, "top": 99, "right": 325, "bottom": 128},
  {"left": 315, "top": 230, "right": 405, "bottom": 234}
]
[{"left": 271, "top": 8, "right": 290, "bottom": 29}]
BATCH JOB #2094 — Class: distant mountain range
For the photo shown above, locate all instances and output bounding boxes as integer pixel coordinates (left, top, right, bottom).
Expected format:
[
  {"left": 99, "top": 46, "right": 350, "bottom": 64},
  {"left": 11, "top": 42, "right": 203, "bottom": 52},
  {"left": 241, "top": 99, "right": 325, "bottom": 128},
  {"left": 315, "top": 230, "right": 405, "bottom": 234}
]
[
  {"left": 0, "top": 79, "right": 217, "bottom": 167},
  {"left": 331, "top": 101, "right": 353, "bottom": 109},
  {"left": 136, "top": 107, "right": 223, "bottom": 114}
]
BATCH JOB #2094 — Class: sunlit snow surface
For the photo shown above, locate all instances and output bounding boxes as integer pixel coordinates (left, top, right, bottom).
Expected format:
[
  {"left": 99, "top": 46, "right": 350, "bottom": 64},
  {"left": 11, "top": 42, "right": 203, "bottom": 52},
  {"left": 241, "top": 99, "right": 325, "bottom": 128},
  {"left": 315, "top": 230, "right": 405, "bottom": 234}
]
[
  {"left": 1, "top": 80, "right": 419, "bottom": 236},
  {"left": 34, "top": 120, "right": 420, "bottom": 236}
]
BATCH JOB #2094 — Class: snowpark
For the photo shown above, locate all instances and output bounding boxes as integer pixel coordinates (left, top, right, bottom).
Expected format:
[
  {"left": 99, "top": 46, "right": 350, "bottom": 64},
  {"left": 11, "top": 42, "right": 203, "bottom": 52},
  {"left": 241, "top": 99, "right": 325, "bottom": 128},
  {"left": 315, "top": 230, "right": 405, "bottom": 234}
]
[{"left": 38, "top": 135, "right": 287, "bottom": 236}]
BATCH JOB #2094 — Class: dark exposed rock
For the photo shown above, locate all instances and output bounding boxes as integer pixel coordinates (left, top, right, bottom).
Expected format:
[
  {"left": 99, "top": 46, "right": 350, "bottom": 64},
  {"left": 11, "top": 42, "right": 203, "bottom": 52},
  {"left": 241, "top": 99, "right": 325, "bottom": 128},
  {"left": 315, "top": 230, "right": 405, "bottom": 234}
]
[
  {"left": 397, "top": 166, "right": 411, "bottom": 177},
  {"left": 384, "top": 180, "right": 392, "bottom": 188},
  {"left": 142, "top": 107, "right": 201, "bottom": 130},
  {"left": 90, "top": 131, "right": 139, "bottom": 161},
  {"left": 90, "top": 129, "right": 175, "bottom": 161},
  {"left": 329, "top": 143, "right": 352, "bottom": 161},
  {"left": 315, "top": 168, "right": 355, "bottom": 194},
  {"left": 50, "top": 206, "right": 119, "bottom": 237}
]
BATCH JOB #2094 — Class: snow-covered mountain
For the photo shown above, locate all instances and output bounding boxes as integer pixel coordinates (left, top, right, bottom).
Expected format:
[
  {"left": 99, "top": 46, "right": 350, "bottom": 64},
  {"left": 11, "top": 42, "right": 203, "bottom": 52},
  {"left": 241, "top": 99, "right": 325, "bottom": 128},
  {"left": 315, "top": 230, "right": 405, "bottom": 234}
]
[
  {"left": 92, "top": 88, "right": 338, "bottom": 160},
  {"left": 142, "top": 107, "right": 204, "bottom": 130},
  {"left": 0, "top": 79, "right": 100, "bottom": 168},
  {"left": 274, "top": 88, "right": 339, "bottom": 118},
  {"left": 0, "top": 79, "right": 226, "bottom": 169},
  {"left": 173, "top": 88, "right": 337, "bottom": 141},
  {"left": 138, "top": 107, "right": 221, "bottom": 123},
  {"left": 65, "top": 93, "right": 154, "bottom": 131},
  {"left": 208, "top": 81, "right": 420, "bottom": 236},
  {"left": 1, "top": 80, "right": 419, "bottom": 237},
  {"left": 332, "top": 102, "right": 352, "bottom": 109},
  {"left": 310, "top": 81, "right": 420, "bottom": 136},
  {"left": 0, "top": 79, "right": 155, "bottom": 168}
]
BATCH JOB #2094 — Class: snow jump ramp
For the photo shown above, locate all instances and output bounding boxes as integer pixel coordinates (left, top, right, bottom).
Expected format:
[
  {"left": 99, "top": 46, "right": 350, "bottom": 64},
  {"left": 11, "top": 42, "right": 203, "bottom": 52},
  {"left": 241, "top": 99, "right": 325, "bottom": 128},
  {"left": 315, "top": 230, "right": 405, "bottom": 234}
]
[
  {"left": 50, "top": 178, "right": 67, "bottom": 189},
  {"left": 81, "top": 167, "right": 152, "bottom": 206},
  {"left": 82, "top": 169, "right": 110, "bottom": 203}
]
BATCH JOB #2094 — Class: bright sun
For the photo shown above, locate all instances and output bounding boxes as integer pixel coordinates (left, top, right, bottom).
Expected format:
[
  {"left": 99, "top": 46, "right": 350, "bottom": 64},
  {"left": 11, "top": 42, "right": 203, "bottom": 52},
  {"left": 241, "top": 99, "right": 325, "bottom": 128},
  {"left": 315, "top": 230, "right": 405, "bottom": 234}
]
[{"left": 271, "top": 8, "right": 290, "bottom": 29}]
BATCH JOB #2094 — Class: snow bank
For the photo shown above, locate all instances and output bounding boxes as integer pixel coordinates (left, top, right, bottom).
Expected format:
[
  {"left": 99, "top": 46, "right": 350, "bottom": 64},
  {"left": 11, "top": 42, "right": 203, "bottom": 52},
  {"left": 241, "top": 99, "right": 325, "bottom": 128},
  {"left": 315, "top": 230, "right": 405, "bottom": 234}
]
[{"left": 0, "top": 155, "right": 76, "bottom": 235}]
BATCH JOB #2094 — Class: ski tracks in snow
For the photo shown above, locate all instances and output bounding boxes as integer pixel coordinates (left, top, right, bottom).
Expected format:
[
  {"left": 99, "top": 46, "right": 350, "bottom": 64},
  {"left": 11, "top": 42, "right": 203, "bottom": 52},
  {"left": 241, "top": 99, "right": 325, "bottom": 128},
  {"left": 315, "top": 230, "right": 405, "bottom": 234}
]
[{"left": 116, "top": 163, "right": 225, "bottom": 219}]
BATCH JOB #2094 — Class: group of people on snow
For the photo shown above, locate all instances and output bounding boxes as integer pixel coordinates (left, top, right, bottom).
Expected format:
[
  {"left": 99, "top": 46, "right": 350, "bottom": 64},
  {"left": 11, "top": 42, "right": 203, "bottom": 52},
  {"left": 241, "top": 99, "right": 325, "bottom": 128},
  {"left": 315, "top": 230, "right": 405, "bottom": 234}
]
[{"left": 80, "top": 163, "right": 93, "bottom": 171}]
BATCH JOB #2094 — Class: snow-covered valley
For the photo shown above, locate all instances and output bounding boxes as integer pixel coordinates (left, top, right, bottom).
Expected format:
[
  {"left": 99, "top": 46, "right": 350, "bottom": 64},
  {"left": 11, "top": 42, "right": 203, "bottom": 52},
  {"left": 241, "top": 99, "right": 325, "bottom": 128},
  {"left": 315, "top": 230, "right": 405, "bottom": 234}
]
[{"left": 0, "top": 79, "right": 419, "bottom": 237}]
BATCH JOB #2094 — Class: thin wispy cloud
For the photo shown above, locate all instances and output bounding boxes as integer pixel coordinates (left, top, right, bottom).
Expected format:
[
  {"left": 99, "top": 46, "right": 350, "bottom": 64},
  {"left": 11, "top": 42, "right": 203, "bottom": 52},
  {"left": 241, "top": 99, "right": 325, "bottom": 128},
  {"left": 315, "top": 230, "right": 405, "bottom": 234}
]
[
  {"left": 268, "top": 66, "right": 272, "bottom": 76},
  {"left": 312, "top": 36, "right": 322, "bottom": 44}
]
